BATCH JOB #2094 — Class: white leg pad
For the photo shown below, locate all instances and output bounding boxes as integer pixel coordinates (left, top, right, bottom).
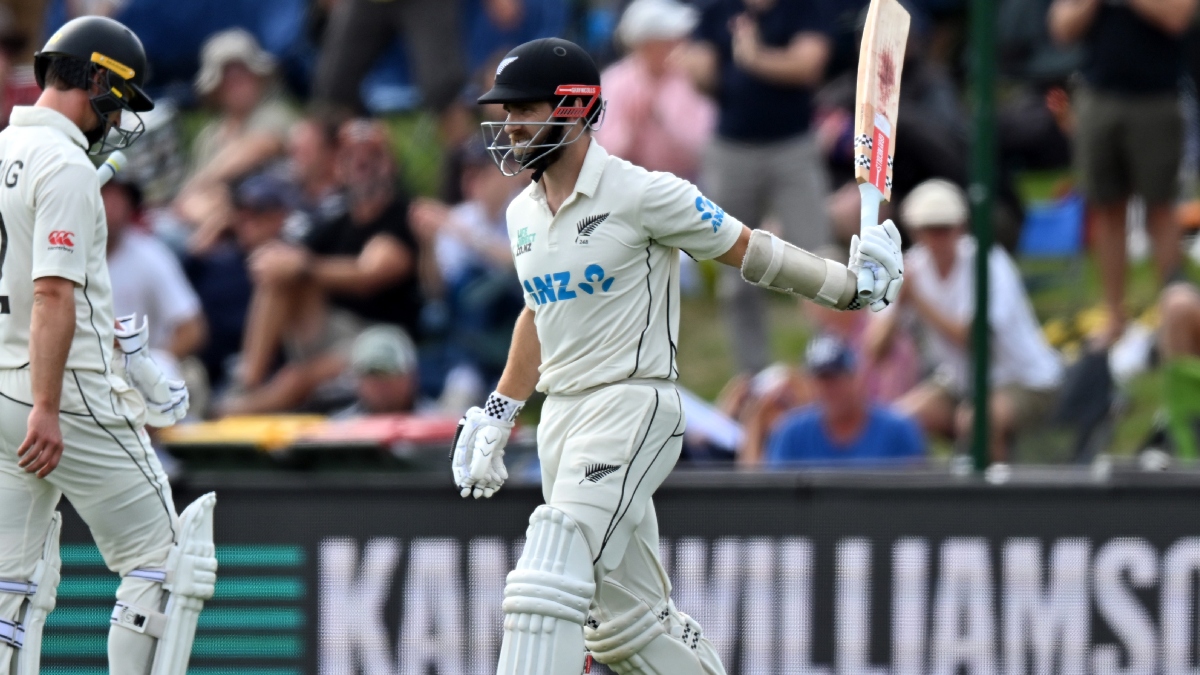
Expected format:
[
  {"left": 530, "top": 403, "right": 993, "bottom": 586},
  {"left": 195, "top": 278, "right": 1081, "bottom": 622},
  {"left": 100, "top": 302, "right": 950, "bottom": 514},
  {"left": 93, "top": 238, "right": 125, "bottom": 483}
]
[
  {"left": 497, "top": 505, "right": 596, "bottom": 675},
  {"left": 5, "top": 513, "right": 63, "bottom": 675},
  {"left": 109, "top": 493, "right": 217, "bottom": 675},
  {"left": 585, "top": 584, "right": 726, "bottom": 675}
]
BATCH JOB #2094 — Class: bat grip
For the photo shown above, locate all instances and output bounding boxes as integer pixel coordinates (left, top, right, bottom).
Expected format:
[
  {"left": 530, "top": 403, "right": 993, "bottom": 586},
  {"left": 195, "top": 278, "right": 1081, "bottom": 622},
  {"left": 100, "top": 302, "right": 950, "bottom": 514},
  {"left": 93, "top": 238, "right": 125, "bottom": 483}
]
[
  {"left": 857, "top": 182, "right": 884, "bottom": 298},
  {"left": 96, "top": 151, "right": 127, "bottom": 186}
]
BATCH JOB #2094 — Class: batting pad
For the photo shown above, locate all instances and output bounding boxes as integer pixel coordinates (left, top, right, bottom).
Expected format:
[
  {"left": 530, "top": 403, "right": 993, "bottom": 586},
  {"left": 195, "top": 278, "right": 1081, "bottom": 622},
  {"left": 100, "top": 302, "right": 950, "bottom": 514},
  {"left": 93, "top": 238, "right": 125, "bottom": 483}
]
[
  {"left": 497, "top": 506, "right": 596, "bottom": 675},
  {"left": 740, "top": 230, "right": 859, "bottom": 309},
  {"left": 586, "top": 581, "right": 727, "bottom": 675}
]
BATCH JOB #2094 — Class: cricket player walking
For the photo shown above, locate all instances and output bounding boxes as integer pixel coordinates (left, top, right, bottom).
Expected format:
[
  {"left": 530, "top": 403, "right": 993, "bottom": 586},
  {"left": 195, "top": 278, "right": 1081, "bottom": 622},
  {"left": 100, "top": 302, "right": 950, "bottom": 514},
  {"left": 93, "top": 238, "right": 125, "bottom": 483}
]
[
  {"left": 452, "top": 38, "right": 903, "bottom": 674},
  {"left": 0, "top": 17, "right": 216, "bottom": 675}
]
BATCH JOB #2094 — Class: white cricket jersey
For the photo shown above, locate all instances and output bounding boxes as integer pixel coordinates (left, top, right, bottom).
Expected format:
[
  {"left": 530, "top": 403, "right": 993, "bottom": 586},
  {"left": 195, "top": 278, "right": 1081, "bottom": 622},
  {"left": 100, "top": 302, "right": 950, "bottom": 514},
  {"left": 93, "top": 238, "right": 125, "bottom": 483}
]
[
  {"left": 509, "top": 139, "right": 741, "bottom": 395},
  {"left": 0, "top": 106, "right": 114, "bottom": 372}
]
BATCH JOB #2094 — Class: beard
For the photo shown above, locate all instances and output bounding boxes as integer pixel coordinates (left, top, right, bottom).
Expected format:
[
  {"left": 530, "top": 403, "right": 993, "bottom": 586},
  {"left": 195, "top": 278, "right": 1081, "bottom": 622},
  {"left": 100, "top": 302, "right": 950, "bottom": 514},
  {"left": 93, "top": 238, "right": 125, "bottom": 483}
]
[{"left": 522, "top": 124, "right": 567, "bottom": 180}]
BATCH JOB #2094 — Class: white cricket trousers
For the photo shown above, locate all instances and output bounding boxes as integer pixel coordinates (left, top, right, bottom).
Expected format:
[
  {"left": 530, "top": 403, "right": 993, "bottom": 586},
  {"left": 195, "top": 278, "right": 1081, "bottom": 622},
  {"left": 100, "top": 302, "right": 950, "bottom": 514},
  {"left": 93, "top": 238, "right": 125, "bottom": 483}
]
[
  {"left": 0, "top": 368, "right": 178, "bottom": 674},
  {"left": 538, "top": 379, "right": 685, "bottom": 631}
]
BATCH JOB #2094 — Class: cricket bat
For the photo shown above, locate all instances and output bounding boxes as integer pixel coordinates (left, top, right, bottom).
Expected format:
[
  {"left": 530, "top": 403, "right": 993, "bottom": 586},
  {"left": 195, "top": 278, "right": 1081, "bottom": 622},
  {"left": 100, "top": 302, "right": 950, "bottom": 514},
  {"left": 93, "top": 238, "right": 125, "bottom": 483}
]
[{"left": 853, "top": 0, "right": 910, "bottom": 297}]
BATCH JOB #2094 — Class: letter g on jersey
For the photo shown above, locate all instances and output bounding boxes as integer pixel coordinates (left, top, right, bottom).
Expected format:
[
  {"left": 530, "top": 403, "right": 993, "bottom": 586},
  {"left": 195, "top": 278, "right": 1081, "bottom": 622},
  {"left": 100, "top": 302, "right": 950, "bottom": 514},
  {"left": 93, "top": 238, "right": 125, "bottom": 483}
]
[{"left": 47, "top": 230, "right": 75, "bottom": 248}]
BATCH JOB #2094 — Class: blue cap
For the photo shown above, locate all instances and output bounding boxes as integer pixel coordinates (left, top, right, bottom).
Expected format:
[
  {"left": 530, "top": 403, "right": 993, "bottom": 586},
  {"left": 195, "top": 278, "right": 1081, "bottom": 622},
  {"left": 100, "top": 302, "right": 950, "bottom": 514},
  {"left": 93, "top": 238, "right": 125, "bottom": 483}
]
[
  {"left": 805, "top": 334, "right": 856, "bottom": 376},
  {"left": 233, "top": 172, "right": 294, "bottom": 212}
]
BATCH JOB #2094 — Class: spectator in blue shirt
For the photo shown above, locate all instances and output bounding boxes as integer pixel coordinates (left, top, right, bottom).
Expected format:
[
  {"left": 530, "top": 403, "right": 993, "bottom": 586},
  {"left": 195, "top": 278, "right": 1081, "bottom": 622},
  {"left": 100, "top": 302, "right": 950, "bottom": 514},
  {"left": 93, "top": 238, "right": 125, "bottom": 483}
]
[{"left": 766, "top": 334, "right": 926, "bottom": 467}]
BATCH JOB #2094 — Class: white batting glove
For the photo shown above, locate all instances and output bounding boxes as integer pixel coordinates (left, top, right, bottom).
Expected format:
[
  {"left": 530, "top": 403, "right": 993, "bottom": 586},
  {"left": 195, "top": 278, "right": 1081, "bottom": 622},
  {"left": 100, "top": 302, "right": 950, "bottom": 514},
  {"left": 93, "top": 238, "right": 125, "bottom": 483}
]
[
  {"left": 114, "top": 314, "right": 190, "bottom": 427},
  {"left": 450, "top": 392, "right": 523, "bottom": 499},
  {"left": 849, "top": 219, "right": 904, "bottom": 312}
]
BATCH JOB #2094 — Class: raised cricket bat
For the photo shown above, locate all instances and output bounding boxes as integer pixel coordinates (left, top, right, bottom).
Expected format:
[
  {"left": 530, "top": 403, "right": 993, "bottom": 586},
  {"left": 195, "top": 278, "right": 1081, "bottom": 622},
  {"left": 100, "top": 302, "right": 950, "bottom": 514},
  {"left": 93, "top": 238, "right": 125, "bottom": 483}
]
[{"left": 853, "top": 0, "right": 910, "bottom": 297}]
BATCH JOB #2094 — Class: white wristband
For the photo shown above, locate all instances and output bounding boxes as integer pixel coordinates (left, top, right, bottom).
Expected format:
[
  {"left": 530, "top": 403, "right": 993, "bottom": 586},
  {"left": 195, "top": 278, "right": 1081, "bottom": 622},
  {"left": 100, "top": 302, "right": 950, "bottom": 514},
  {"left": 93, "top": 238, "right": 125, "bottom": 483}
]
[{"left": 483, "top": 391, "right": 524, "bottom": 423}]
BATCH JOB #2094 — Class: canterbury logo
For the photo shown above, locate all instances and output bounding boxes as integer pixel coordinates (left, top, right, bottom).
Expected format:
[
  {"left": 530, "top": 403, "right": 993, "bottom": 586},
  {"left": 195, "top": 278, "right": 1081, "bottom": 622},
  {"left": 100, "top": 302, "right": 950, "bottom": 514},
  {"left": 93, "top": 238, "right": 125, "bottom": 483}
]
[
  {"left": 576, "top": 213, "right": 610, "bottom": 237},
  {"left": 581, "top": 463, "right": 621, "bottom": 483},
  {"left": 47, "top": 231, "right": 74, "bottom": 247}
]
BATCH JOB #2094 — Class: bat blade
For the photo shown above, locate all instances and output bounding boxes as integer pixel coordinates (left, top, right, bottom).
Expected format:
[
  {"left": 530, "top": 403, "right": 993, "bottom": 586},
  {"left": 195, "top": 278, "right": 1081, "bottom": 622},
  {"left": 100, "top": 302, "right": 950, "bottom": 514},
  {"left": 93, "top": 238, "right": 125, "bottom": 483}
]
[
  {"left": 854, "top": 0, "right": 911, "bottom": 203},
  {"left": 853, "top": 0, "right": 911, "bottom": 300}
]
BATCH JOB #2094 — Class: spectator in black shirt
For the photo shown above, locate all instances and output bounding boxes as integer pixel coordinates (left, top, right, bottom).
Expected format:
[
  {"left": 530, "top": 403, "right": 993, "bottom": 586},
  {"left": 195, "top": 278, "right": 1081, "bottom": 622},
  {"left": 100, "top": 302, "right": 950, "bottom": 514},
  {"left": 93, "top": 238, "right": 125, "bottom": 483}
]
[
  {"left": 1050, "top": 0, "right": 1197, "bottom": 346},
  {"left": 680, "top": 0, "right": 836, "bottom": 374},
  {"left": 219, "top": 118, "right": 423, "bottom": 415}
]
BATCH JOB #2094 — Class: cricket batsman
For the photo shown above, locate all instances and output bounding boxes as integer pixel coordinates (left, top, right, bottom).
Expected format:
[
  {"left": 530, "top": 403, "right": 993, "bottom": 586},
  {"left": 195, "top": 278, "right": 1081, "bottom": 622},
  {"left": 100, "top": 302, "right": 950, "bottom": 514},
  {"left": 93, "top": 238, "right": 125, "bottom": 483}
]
[
  {"left": 452, "top": 38, "right": 903, "bottom": 674},
  {"left": 0, "top": 16, "right": 217, "bottom": 675}
]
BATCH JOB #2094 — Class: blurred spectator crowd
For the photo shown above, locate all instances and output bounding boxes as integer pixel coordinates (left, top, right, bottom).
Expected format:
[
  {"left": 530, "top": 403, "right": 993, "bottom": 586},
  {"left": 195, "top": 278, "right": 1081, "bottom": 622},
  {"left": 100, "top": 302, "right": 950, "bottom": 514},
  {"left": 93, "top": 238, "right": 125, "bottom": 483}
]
[{"left": 4, "top": 0, "right": 1200, "bottom": 470}]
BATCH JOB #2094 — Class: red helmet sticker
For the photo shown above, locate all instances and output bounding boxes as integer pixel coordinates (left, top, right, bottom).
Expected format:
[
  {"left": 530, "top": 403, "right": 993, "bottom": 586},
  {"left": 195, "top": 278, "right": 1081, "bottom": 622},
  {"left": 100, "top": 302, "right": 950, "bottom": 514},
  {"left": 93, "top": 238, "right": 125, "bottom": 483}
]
[{"left": 553, "top": 84, "right": 601, "bottom": 118}]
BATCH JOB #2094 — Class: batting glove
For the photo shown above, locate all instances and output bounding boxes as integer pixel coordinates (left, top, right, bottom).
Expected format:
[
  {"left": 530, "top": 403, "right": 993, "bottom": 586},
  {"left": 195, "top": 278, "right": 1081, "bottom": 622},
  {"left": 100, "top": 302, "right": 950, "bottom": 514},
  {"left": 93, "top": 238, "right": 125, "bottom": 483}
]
[
  {"left": 849, "top": 219, "right": 904, "bottom": 312},
  {"left": 114, "top": 314, "right": 190, "bottom": 427},
  {"left": 450, "top": 391, "right": 523, "bottom": 499}
]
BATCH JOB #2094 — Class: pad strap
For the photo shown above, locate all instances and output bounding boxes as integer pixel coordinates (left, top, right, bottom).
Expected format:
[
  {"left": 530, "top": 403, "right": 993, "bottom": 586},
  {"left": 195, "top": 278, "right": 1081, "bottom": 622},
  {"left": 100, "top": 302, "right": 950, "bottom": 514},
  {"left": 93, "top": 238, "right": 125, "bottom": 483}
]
[
  {"left": 760, "top": 234, "right": 787, "bottom": 287},
  {"left": 0, "top": 617, "right": 23, "bottom": 648},
  {"left": 816, "top": 258, "right": 848, "bottom": 308},
  {"left": 111, "top": 601, "right": 168, "bottom": 639},
  {"left": 0, "top": 580, "right": 36, "bottom": 595},
  {"left": 585, "top": 603, "right": 666, "bottom": 663},
  {"left": 128, "top": 568, "right": 168, "bottom": 583}
]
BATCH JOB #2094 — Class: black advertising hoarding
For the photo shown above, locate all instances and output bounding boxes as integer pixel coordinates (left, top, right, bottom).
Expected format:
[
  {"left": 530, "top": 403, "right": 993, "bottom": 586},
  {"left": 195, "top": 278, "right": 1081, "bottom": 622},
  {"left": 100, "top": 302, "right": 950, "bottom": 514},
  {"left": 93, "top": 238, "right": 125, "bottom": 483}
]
[{"left": 40, "top": 471, "right": 1200, "bottom": 675}]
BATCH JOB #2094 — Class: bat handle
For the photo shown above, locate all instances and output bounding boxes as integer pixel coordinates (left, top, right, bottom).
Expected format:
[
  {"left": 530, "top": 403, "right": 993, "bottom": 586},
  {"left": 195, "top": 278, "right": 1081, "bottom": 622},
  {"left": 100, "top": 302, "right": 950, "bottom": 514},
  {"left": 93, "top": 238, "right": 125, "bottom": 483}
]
[
  {"left": 857, "top": 182, "right": 884, "bottom": 298},
  {"left": 96, "top": 151, "right": 127, "bottom": 186}
]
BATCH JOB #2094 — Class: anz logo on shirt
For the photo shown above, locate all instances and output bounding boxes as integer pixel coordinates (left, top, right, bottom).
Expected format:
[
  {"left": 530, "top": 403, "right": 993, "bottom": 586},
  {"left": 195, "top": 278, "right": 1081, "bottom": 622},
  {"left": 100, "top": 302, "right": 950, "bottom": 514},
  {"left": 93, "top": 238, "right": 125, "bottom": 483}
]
[
  {"left": 522, "top": 264, "right": 615, "bottom": 306},
  {"left": 695, "top": 197, "right": 725, "bottom": 232}
]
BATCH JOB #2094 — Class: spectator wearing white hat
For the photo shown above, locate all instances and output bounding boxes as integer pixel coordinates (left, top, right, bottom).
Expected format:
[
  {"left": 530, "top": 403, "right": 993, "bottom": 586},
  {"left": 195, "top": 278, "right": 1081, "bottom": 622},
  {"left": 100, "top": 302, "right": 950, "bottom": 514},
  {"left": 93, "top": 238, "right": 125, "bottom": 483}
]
[
  {"left": 870, "top": 179, "right": 1064, "bottom": 462},
  {"left": 336, "top": 325, "right": 422, "bottom": 416},
  {"left": 175, "top": 28, "right": 298, "bottom": 252},
  {"left": 594, "top": 0, "right": 715, "bottom": 179}
]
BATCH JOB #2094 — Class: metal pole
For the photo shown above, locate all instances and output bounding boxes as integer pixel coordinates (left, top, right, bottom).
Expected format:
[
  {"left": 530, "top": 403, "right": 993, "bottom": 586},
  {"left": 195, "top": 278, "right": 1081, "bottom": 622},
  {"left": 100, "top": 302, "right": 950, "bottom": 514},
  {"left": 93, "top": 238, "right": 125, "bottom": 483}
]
[{"left": 969, "top": 0, "right": 997, "bottom": 472}]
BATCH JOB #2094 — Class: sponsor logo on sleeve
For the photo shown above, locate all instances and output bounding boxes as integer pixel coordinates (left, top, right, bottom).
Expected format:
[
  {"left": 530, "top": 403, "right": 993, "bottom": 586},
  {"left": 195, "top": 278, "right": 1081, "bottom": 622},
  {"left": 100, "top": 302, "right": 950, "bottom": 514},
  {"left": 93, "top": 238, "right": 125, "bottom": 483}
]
[
  {"left": 47, "top": 230, "right": 75, "bottom": 251},
  {"left": 695, "top": 197, "right": 726, "bottom": 232}
]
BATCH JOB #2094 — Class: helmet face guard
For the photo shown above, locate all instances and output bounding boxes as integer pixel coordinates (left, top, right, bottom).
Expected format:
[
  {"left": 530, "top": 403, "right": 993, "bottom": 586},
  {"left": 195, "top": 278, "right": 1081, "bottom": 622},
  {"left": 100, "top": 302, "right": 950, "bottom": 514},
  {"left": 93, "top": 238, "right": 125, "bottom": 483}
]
[
  {"left": 88, "top": 66, "right": 146, "bottom": 155},
  {"left": 480, "top": 85, "right": 606, "bottom": 177}
]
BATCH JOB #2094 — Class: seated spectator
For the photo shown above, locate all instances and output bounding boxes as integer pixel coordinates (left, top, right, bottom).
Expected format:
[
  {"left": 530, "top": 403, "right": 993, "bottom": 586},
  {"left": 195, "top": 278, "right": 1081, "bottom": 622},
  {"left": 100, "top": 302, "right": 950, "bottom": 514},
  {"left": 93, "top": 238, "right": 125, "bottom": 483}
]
[
  {"left": 765, "top": 334, "right": 926, "bottom": 467},
  {"left": 103, "top": 178, "right": 208, "bottom": 373},
  {"left": 175, "top": 28, "right": 298, "bottom": 252},
  {"left": 410, "top": 139, "right": 524, "bottom": 389},
  {"left": 336, "top": 325, "right": 421, "bottom": 416},
  {"left": 184, "top": 172, "right": 294, "bottom": 396},
  {"left": 873, "top": 179, "right": 1064, "bottom": 462},
  {"left": 595, "top": 0, "right": 715, "bottom": 179},
  {"left": 281, "top": 112, "right": 346, "bottom": 243},
  {"left": 221, "top": 119, "right": 422, "bottom": 415},
  {"left": 727, "top": 362, "right": 811, "bottom": 466},
  {"left": 804, "top": 246, "right": 920, "bottom": 403}
]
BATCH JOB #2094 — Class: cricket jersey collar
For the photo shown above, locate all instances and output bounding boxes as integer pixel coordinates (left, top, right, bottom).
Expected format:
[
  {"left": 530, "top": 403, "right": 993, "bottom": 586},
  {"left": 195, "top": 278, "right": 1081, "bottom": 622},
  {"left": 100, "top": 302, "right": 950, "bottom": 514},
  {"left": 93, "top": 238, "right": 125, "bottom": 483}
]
[
  {"left": 574, "top": 137, "right": 607, "bottom": 198},
  {"left": 528, "top": 137, "right": 608, "bottom": 205},
  {"left": 9, "top": 106, "right": 90, "bottom": 151}
]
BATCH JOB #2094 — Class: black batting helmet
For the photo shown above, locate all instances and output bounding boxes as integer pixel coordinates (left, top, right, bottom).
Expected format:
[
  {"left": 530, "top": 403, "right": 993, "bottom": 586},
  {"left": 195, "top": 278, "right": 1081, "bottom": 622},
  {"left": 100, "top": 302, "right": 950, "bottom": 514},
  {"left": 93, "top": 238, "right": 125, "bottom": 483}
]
[
  {"left": 35, "top": 16, "right": 153, "bottom": 153},
  {"left": 478, "top": 38, "right": 605, "bottom": 177}
]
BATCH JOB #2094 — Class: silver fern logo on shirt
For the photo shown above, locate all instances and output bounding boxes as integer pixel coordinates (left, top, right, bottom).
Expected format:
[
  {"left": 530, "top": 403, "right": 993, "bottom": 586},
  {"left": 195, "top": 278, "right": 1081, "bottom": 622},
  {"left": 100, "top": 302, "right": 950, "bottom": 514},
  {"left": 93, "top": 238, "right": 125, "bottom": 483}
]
[{"left": 574, "top": 212, "right": 610, "bottom": 244}]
